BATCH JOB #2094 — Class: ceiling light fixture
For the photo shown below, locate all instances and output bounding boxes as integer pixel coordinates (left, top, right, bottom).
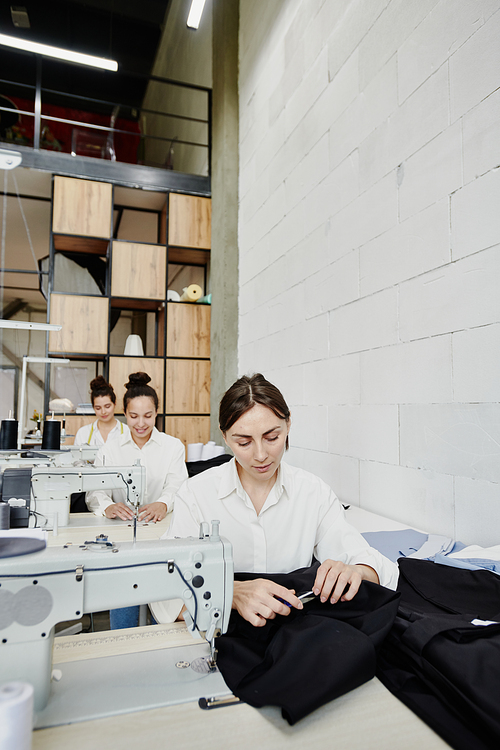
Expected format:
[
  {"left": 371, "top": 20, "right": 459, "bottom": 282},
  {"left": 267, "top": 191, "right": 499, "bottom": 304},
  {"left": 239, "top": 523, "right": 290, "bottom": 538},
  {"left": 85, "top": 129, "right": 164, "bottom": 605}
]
[
  {"left": 187, "top": 0, "right": 207, "bottom": 29},
  {"left": 0, "top": 148, "right": 22, "bottom": 170},
  {"left": 0, "top": 32, "right": 118, "bottom": 71}
]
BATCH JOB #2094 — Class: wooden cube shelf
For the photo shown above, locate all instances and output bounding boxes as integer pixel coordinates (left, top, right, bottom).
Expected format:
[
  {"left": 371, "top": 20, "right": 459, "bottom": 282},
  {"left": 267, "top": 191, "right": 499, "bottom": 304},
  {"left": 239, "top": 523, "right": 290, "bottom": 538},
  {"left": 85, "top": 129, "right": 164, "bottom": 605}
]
[
  {"left": 49, "top": 294, "right": 109, "bottom": 354},
  {"left": 160, "top": 303, "right": 210, "bottom": 358},
  {"left": 52, "top": 177, "right": 112, "bottom": 238},
  {"left": 167, "top": 193, "right": 211, "bottom": 249},
  {"left": 164, "top": 416, "right": 211, "bottom": 458},
  {"left": 109, "top": 357, "right": 164, "bottom": 414},
  {"left": 166, "top": 359, "right": 210, "bottom": 414},
  {"left": 111, "top": 241, "right": 167, "bottom": 300}
]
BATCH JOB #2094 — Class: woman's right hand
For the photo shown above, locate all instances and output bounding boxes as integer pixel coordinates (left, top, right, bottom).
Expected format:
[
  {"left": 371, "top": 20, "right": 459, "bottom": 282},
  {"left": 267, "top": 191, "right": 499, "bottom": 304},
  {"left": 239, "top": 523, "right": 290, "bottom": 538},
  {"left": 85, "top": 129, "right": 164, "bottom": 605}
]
[
  {"left": 104, "top": 502, "right": 135, "bottom": 520},
  {"left": 232, "top": 579, "right": 303, "bottom": 627}
]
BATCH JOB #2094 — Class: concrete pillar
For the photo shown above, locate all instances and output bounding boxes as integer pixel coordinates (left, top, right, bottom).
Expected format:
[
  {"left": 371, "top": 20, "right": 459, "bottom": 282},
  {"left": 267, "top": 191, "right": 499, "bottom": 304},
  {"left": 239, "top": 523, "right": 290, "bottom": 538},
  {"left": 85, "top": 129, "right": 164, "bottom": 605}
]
[{"left": 210, "top": 0, "right": 239, "bottom": 438}]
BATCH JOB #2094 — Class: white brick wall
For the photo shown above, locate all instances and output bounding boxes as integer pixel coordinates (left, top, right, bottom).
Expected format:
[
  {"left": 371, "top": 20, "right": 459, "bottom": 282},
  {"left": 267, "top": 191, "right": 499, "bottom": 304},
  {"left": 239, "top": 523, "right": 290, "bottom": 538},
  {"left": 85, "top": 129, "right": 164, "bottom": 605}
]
[{"left": 238, "top": 0, "right": 500, "bottom": 546}]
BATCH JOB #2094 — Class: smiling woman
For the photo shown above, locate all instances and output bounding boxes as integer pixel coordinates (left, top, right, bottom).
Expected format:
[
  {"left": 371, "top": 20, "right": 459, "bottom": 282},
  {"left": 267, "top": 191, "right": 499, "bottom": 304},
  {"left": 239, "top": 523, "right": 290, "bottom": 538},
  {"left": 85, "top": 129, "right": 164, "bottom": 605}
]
[
  {"left": 160, "top": 374, "right": 399, "bottom": 627},
  {"left": 86, "top": 372, "right": 187, "bottom": 523}
]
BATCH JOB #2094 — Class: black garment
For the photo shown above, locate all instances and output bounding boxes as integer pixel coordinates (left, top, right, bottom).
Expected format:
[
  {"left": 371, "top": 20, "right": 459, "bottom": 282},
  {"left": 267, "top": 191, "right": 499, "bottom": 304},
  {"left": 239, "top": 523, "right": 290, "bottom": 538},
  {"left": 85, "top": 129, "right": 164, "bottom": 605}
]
[
  {"left": 215, "top": 563, "right": 400, "bottom": 725},
  {"left": 186, "top": 453, "right": 232, "bottom": 477},
  {"left": 377, "top": 558, "right": 500, "bottom": 750}
]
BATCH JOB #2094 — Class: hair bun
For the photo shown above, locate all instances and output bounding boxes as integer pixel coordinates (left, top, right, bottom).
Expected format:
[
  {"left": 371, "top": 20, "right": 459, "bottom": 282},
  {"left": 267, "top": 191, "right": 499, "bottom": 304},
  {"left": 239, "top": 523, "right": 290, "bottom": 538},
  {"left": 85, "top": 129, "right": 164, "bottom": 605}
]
[
  {"left": 90, "top": 375, "right": 109, "bottom": 392},
  {"left": 125, "top": 371, "right": 151, "bottom": 389}
]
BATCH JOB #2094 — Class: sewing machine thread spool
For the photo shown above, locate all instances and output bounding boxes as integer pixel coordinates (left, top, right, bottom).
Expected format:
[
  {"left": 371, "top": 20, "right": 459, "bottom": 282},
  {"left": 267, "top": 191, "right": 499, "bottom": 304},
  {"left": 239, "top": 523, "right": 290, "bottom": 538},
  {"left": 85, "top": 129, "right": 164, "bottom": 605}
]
[
  {"left": 0, "top": 682, "right": 34, "bottom": 750},
  {"left": 0, "top": 501, "right": 10, "bottom": 529},
  {"left": 0, "top": 419, "right": 18, "bottom": 450},
  {"left": 41, "top": 419, "right": 61, "bottom": 450}
]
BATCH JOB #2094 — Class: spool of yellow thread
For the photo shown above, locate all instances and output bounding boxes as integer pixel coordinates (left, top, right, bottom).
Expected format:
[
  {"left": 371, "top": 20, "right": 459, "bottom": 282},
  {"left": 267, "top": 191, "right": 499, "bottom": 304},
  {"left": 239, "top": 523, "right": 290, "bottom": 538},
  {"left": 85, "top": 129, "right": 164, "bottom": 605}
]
[{"left": 180, "top": 284, "right": 203, "bottom": 302}]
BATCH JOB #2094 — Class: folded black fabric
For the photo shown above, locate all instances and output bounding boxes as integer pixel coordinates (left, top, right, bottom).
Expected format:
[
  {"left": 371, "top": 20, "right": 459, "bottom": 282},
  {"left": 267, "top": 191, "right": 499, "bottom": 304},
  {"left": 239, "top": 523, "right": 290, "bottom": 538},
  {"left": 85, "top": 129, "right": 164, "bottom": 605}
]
[
  {"left": 377, "top": 558, "right": 500, "bottom": 750},
  {"left": 215, "top": 564, "right": 400, "bottom": 724}
]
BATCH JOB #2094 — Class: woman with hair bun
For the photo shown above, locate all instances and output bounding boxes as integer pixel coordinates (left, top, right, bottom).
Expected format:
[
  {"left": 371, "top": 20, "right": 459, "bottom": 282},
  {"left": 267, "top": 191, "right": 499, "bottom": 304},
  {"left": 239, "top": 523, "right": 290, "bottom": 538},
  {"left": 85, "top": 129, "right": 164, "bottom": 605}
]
[
  {"left": 87, "top": 372, "right": 188, "bottom": 630},
  {"left": 74, "top": 376, "right": 129, "bottom": 446},
  {"left": 86, "top": 372, "right": 187, "bottom": 523}
]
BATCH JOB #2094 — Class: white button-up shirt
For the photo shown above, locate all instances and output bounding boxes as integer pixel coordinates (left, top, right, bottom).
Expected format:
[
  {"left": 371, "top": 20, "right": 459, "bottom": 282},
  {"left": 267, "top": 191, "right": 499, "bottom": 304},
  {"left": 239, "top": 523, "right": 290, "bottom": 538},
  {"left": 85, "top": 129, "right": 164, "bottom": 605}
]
[
  {"left": 74, "top": 419, "right": 130, "bottom": 447},
  {"left": 86, "top": 427, "right": 188, "bottom": 516},
  {"left": 166, "top": 458, "right": 398, "bottom": 589}
]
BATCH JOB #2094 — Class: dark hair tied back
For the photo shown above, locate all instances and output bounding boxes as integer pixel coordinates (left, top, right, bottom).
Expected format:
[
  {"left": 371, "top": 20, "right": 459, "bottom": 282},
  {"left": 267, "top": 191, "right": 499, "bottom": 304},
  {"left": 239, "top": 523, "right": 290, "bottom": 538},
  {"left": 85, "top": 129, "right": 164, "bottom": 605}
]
[
  {"left": 90, "top": 375, "right": 116, "bottom": 405},
  {"left": 219, "top": 373, "right": 291, "bottom": 449},
  {"left": 123, "top": 371, "right": 159, "bottom": 413}
]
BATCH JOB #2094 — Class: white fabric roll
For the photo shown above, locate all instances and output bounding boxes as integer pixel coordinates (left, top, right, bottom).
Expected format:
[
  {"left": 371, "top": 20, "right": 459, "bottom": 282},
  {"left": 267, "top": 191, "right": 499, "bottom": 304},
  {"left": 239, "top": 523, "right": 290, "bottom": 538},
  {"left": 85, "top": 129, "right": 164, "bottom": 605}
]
[
  {"left": 167, "top": 289, "right": 181, "bottom": 302},
  {"left": 0, "top": 682, "right": 33, "bottom": 750},
  {"left": 200, "top": 441, "right": 216, "bottom": 460},
  {"left": 187, "top": 442, "right": 203, "bottom": 462}
]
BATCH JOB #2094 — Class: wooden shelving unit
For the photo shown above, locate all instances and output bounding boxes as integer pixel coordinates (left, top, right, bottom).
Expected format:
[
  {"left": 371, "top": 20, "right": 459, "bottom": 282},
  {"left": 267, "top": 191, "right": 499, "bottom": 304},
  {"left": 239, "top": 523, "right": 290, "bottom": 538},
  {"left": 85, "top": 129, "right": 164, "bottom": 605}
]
[{"left": 45, "top": 176, "right": 211, "bottom": 453}]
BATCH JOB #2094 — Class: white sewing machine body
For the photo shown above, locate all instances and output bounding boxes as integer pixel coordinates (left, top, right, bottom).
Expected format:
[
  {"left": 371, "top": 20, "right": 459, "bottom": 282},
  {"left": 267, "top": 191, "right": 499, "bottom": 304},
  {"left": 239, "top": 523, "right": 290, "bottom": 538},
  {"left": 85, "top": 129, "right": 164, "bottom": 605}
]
[
  {"left": 0, "top": 530, "right": 233, "bottom": 712},
  {"left": 1, "top": 463, "right": 145, "bottom": 527},
  {"left": 0, "top": 446, "right": 99, "bottom": 469}
]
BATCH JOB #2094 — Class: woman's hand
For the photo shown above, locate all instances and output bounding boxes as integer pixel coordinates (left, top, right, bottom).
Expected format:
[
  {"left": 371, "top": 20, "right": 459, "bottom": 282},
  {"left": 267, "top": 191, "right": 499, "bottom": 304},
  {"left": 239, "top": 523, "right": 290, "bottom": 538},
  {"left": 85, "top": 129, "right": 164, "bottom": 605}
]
[
  {"left": 232, "top": 579, "right": 303, "bottom": 627},
  {"left": 104, "top": 502, "right": 135, "bottom": 520},
  {"left": 313, "top": 560, "right": 379, "bottom": 604},
  {"left": 138, "top": 501, "right": 168, "bottom": 523}
]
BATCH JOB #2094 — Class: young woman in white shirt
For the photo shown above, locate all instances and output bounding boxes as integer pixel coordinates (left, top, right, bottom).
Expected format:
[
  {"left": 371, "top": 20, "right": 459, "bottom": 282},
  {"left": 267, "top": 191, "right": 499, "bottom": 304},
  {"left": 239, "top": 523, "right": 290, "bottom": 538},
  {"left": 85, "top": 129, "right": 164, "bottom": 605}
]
[
  {"left": 161, "top": 373, "right": 398, "bottom": 627},
  {"left": 74, "top": 376, "right": 130, "bottom": 447},
  {"left": 87, "top": 371, "right": 188, "bottom": 629},
  {"left": 86, "top": 371, "right": 187, "bottom": 522}
]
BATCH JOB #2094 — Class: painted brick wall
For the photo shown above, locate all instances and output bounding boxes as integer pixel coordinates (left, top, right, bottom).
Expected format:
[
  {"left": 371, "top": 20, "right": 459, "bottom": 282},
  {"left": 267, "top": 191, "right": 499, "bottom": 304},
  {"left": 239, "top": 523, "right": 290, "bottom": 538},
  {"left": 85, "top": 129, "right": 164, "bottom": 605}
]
[{"left": 237, "top": 0, "right": 500, "bottom": 545}]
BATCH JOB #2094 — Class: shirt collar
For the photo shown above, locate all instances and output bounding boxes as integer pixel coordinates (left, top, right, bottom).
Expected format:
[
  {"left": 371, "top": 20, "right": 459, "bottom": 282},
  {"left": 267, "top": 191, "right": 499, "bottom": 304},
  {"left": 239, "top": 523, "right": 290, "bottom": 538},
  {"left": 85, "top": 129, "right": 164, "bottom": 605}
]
[
  {"left": 119, "top": 426, "right": 160, "bottom": 448},
  {"left": 218, "top": 458, "right": 287, "bottom": 502}
]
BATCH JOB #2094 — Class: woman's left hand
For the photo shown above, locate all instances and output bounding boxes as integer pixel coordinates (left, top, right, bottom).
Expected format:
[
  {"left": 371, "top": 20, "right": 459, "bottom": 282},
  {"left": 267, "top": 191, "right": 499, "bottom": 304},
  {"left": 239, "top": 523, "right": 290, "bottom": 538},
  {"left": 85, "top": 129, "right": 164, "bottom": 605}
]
[
  {"left": 138, "top": 501, "right": 168, "bottom": 523},
  {"left": 313, "top": 560, "right": 379, "bottom": 604}
]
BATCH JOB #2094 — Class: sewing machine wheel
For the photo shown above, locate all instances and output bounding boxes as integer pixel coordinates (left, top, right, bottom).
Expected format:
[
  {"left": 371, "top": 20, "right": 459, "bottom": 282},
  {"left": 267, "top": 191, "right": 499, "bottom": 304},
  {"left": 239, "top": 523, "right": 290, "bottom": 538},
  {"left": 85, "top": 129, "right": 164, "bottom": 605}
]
[{"left": 0, "top": 538, "right": 46, "bottom": 558}]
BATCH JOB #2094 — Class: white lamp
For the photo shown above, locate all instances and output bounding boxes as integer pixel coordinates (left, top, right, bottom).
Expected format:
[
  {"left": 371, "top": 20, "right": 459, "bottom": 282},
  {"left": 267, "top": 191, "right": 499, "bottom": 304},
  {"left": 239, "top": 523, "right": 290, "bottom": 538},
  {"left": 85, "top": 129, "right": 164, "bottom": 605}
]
[
  {"left": 124, "top": 334, "right": 144, "bottom": 357},
  {"left": 18, "top": 356, "right": 70, "bottom": 449}
]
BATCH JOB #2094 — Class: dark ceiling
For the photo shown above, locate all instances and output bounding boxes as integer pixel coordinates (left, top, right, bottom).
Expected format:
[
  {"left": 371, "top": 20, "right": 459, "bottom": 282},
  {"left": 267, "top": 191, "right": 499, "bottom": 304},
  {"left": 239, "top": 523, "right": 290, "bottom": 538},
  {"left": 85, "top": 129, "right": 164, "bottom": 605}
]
[{"left": 0, "top": 0, "right": 172, "bottom": 115}]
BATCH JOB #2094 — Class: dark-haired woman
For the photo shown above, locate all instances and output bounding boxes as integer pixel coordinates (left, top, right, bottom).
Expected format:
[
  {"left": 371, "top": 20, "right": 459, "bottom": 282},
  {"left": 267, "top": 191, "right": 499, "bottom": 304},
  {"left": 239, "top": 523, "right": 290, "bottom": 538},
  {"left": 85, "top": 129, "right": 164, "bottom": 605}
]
[
  {"left": 86, "top": 372, "right": 187, "bottom": 523},
  {"left": 159, "top": 373, "right": 398, "bottom": 627},
  {"left": 87, "top": 372, "right": 188, "bottom": 629},
  {"left": 74, "top": 376, "right": 129, "bottom": 447}
]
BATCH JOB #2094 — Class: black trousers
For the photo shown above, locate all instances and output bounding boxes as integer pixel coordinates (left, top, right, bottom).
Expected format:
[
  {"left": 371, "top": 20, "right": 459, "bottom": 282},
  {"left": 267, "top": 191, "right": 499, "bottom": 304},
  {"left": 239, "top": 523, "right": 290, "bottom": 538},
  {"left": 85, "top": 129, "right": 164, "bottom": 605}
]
[
  {"left": 377, "top": 558, "right": 500, "bottom": 750},
  {"left": 215, "top": 563, "right": 400, "bottom": 725}
]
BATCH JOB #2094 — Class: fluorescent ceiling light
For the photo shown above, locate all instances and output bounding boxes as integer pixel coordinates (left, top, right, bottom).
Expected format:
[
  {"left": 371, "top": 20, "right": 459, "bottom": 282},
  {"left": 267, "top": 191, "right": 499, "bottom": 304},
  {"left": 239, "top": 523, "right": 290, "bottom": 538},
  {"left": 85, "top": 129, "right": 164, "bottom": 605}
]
[
  {"left": 0, "top": 32, "right": 118, "bottom": 71},
  {"left": 187, "top": 0, "right": 207, "bottom": 29}
]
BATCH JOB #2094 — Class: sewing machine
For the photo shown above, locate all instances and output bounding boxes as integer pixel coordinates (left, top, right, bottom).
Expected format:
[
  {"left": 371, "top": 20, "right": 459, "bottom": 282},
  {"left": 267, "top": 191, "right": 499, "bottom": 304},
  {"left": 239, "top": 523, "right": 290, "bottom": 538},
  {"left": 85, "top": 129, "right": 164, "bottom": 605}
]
[
  {"left": 0, "top": 463, "right": 145, "bottom": 527},
  {"left": 0, "top": 522, "right": 233, "bottom": 713}
]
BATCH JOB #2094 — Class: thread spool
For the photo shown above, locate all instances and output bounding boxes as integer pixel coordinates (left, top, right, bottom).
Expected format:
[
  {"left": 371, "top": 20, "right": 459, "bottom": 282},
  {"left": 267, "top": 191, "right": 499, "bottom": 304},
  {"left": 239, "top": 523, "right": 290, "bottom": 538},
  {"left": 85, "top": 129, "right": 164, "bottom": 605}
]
[
  {"left": 0, "top": 420, "right": 18, "bottom": 450},
  {"left": 0, "top": 682, "right": 34, "bottom": 750},
  {"left": 180, "top": 284, "right": 202, "bottom": 302},
  {"left": 41, "top": 419, "right": 61, "bottom": 450},
  {"left": 0, "top": 502, "right": 10, "bottom": 530}
]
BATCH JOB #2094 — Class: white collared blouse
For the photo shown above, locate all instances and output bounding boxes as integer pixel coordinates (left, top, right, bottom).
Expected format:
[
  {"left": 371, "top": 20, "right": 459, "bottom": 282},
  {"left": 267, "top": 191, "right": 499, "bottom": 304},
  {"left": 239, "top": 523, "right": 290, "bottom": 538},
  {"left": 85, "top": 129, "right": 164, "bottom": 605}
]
[
  {"left": 86, "top": 427, "right": 188, "bottom": 516},
  {"left": 165, "top": 458, "right": 399, "bottom": 589},
  {"left": 74, "top": 418, "right": 130, "bottom": 447}
]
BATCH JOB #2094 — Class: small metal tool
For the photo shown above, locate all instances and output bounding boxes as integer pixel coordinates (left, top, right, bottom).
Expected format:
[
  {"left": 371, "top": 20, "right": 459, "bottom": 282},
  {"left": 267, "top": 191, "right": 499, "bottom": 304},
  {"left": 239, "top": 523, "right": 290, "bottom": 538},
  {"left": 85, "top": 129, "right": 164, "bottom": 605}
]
[{"left": 198, "top": 694, "right": 242, "bottom": 710}]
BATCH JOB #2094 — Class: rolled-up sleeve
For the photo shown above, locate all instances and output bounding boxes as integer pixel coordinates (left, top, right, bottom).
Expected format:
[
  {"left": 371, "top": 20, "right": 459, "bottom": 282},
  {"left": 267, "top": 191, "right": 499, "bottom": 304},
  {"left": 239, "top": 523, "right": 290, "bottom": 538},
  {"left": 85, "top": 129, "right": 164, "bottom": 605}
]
[
  {"left": 156, "top": 439, "right": 188, "bottom": 512},
  {"left": 315, "top": 493, "right": 399, "bottom": 590}
]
